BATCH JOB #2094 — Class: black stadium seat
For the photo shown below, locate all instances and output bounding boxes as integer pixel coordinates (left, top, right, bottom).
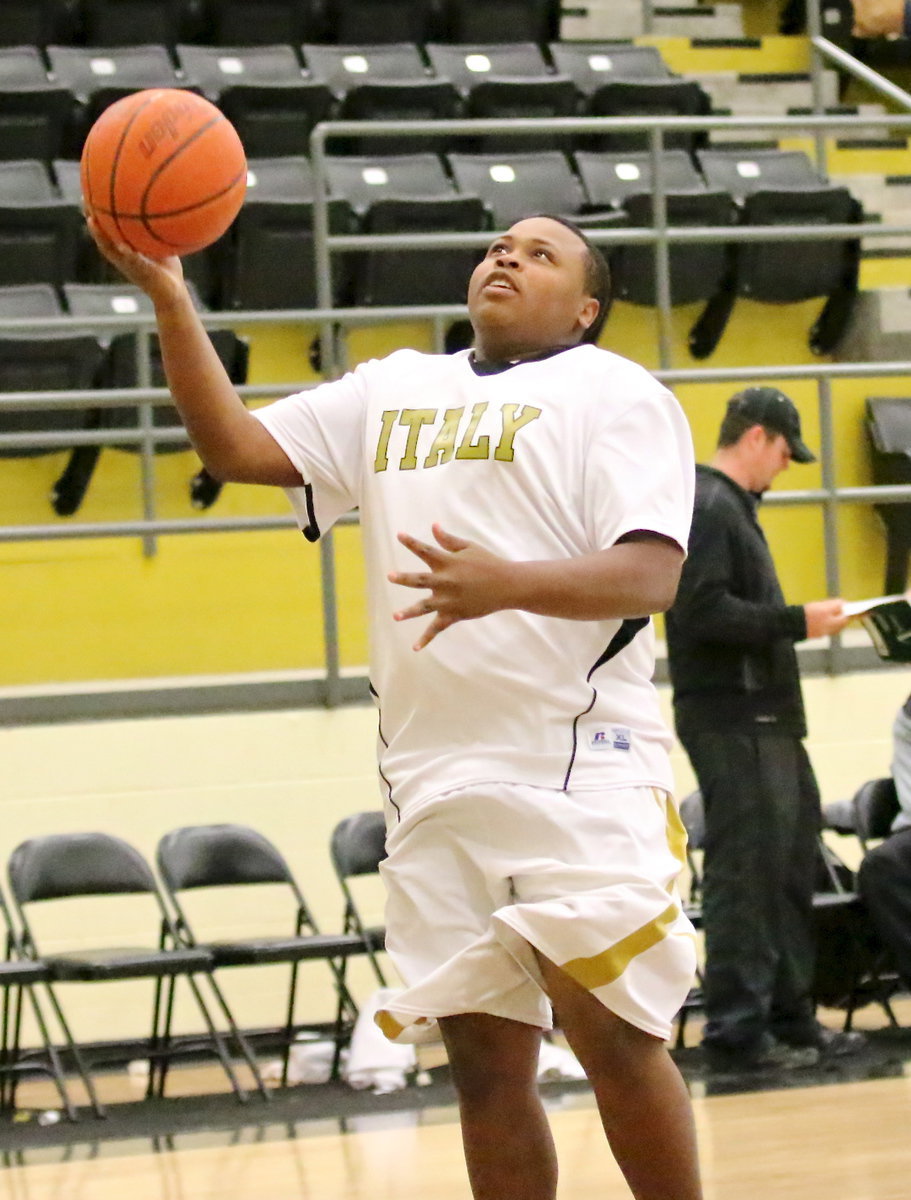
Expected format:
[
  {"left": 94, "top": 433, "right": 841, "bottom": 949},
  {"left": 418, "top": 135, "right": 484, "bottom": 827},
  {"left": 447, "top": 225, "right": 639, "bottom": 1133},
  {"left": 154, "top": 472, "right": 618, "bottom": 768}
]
[
  {"left": 447, "top": 150, "right": 586, "bottom": 228},
  {"left": 331, "top": 0, "right": 445, "bottom": 43},
  {"left": 0, "top": 46, "right": 74, "bottom": 164},
  {"left": 0, "top": 0, "right": 78, "bottom": 47},
  {"left": 205, "top": 0, "right": 328, "bottom": 45},
  {"left": 0, "top": 159, "right": 82, "bottom": 290},
  {"left": 46, "top": 44, "right": 191, "bottom": 153},
  {"left": 548, "top": 42, "right": 671, "bottom": 98},
  {"left": 696, "top": 147, "right": 864, "bottom": 356},
  {"left": 222, "top": 159, "right": 356, "bottom": 309},
  {"left": 583, "top": 78, "right": 712, "bottom": 154},
  {"left": 425, "top": 43, "right": 579, "bottom": 151},
  {"left": 79, "top": 0, "right": 196, "bottom": 46},
  {"left": 443, "top": 0, "right": 557, "bottom": 43}
]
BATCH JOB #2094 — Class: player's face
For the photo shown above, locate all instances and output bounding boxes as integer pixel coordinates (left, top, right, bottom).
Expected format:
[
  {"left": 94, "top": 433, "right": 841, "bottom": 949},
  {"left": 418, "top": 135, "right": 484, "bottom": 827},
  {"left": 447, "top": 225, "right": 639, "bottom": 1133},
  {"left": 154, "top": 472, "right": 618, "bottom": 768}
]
[{"left": 466, "top": 217, "right": 601, "bottom": 361}]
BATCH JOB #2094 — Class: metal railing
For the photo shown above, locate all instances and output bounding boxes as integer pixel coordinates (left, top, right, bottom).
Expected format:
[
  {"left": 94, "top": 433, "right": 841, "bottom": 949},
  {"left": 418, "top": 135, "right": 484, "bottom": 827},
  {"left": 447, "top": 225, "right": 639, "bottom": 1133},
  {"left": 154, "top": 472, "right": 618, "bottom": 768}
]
[{"left": 4, "top": 20, "right": 911, "bottom": 717}]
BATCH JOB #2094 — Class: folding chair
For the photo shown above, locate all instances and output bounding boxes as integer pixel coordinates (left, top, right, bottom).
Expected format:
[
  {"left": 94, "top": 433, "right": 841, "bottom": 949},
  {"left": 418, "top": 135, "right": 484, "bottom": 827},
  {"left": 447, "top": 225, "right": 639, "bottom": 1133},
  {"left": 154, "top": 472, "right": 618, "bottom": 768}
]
[
  {"left": 330, "top": 811, "right": 389, "bottom": 988},
  {"left": 157, "top": 824, "right": 367, "bottom": 1087},
  {"left": 0, "top": 885, "right": 77, "bottom": 1121},
  {"left": 8, "top": 832, "right": 257, "bottom": 1116}
]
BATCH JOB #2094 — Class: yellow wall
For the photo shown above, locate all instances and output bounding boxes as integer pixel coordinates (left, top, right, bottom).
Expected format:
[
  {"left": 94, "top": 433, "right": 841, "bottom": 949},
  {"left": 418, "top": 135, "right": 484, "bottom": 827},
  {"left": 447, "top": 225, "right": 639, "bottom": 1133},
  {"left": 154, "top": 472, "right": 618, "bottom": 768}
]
[{"left": 1, "top": 296, "right": 907, "bottom": 686}]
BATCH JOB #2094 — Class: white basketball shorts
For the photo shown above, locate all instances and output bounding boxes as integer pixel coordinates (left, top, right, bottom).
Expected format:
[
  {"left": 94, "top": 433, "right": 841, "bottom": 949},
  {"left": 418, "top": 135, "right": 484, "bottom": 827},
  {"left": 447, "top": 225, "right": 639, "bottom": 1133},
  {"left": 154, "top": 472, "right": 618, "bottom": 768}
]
[{"left": 374, "top": 782, "right": 697, "bottom": 1044}]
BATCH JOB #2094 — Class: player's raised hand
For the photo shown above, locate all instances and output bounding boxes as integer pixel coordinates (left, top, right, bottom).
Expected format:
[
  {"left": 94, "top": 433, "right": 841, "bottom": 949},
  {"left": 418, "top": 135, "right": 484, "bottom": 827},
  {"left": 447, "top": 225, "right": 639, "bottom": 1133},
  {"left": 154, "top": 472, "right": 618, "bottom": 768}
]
[
  {"left": 85, "top": 213, "right": 185, "bottom": 306},
  {"left": 389, "top": 524, "right": 513, "bottom": 650}
]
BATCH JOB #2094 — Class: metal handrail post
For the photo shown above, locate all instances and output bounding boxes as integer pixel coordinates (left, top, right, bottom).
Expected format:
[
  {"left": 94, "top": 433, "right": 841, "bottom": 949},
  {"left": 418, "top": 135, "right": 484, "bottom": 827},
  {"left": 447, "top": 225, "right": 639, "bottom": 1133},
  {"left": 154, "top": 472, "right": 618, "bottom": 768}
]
[
  {"left": 805, "top": 0, "right": 830, "bottom": 175},
  {"left": 649, "top": 125, "right": 675, "bottom": 369},
  {"left": 817, "top": 375, "right": 843, "bottom": 672},
  {"left": 136, "top": 328, "right": 157, "bottom": 557}
]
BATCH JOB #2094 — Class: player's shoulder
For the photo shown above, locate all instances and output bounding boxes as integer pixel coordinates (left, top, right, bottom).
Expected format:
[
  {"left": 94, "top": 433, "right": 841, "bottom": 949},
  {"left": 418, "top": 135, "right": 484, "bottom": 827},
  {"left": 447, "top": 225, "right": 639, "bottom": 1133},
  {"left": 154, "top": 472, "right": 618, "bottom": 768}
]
[
  {"left": 576, "top": 343, "right": 668, "bottom": 389},
  {"left": 365, "top": 347, "right": 464, "bottom": 374}
]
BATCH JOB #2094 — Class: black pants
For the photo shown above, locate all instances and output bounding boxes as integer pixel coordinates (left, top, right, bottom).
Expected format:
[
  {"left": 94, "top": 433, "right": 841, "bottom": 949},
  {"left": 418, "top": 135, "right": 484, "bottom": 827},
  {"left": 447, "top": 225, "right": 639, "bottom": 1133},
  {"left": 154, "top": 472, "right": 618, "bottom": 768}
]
[
  {"left": 858, "top": 827, "right": 911, "bottom": 990},
  {"left": 678, "top": 729, "right": 822, "bottom": 1053}
]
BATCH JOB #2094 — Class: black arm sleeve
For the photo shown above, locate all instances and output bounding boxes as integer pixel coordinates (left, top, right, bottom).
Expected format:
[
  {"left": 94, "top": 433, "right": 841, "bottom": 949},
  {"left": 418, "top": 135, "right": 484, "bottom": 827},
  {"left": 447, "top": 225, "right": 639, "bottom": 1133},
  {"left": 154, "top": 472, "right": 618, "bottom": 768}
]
[{"left": 673, "top": 503, "right": 807, "bottom": 647}]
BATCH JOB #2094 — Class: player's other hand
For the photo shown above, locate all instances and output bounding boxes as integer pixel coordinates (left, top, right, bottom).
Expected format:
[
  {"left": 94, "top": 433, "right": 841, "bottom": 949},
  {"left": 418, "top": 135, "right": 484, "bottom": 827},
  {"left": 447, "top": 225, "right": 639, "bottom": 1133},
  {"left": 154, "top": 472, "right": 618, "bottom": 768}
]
[
  {"left": 85, "top": 213, "right": 185, "bottom": 307},
  {"left": 850, "top": 0, "right": 904, "bottom": 36},
  {"left": 389, "top": 524, "right": 511, "bottom": 650},
  {"left": 804, "top": 598, "right": 850, "bottom": 638}
]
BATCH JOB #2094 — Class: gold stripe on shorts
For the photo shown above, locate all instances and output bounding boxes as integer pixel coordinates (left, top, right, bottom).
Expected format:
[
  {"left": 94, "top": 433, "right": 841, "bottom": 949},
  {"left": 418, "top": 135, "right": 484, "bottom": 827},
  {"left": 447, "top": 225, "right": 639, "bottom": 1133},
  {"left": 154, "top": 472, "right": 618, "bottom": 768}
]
[
  {"left": 375, "top": 1008, "right": 406, "bottom": 1040},
  {"left": 560, "top": 900, "right": 680, "bottom": 990},
  {"left": 654, "top": 786, "right": 688, "bottom": 868}
]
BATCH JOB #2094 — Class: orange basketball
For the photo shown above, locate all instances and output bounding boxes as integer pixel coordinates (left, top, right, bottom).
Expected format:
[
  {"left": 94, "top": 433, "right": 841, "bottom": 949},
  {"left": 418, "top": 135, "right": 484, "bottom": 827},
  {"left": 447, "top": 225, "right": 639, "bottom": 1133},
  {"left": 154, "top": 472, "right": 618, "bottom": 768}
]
[{"left": 81, "top": 88, "right": 247, "bottom": 259}]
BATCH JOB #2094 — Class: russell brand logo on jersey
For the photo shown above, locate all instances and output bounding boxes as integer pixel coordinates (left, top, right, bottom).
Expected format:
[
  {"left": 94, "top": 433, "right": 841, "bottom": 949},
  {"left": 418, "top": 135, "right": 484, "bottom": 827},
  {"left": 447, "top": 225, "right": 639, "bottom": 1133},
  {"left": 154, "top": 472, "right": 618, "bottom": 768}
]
[
  {"left": 591, "top": 728, "right": 632, "bottom": 751},
  {"left": 373, "top": 402, "right": 542, "bottom": 472}
]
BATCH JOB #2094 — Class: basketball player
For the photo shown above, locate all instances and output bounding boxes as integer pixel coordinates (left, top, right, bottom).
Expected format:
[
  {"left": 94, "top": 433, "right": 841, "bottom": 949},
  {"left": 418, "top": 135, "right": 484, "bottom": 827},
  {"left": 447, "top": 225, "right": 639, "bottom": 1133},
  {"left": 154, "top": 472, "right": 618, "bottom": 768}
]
[{"left": 88, "top": 211, "right": 702, "bottom": 1200}]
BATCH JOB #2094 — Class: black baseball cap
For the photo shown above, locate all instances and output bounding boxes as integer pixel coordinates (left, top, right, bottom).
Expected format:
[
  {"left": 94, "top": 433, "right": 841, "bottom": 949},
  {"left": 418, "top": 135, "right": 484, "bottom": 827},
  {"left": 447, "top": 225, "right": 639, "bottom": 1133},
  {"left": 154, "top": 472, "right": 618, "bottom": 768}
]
[{"left": 726, "top": 386, "right": 816, "bottom": 464}]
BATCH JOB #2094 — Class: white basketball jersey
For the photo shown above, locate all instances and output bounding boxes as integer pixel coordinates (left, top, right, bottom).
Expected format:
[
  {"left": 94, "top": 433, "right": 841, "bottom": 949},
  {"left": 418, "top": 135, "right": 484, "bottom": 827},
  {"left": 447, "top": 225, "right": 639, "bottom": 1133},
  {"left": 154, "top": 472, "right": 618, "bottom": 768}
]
[{"left": 254, "top": 345, "right": 694, "bottom": 819}]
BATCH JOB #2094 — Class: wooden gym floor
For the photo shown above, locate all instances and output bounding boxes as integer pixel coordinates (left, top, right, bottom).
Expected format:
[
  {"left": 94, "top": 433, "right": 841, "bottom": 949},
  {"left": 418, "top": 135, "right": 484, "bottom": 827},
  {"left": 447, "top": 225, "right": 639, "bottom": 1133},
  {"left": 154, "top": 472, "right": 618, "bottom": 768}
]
[{"left": 2, "top": 1000, "right": 910, "bottom": 1200}]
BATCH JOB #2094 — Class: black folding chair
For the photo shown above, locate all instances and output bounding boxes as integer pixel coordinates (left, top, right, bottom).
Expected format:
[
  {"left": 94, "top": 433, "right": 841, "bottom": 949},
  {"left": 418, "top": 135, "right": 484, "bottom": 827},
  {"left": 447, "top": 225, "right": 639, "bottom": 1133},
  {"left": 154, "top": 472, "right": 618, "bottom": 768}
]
[
  {"left": 157, "top": 824, "right": 367, "bottom": 1087},
  {"left": 330, "top": 811, "right": 389, "bottom": 989},
  {"left": 0, "top": 885, "right": 77, "bottom": 1120},
  {"left": 8, "top": 832, "right": 257, "bottom": 1116}
]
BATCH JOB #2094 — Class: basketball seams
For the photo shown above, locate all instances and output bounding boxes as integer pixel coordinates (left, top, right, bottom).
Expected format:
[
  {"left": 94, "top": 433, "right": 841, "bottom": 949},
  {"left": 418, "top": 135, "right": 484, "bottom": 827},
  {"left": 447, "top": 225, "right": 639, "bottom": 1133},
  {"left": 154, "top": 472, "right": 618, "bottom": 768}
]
[{"left": 104, "top": 91, "right": 160, "bottom": 250}]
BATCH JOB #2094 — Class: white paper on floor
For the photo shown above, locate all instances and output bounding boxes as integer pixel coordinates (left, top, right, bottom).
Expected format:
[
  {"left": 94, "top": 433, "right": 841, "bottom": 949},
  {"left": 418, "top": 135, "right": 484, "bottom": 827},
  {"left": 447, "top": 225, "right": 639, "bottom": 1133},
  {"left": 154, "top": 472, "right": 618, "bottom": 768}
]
[{"left": 262, "top": 991, "right": 586, "bottom": 1092}]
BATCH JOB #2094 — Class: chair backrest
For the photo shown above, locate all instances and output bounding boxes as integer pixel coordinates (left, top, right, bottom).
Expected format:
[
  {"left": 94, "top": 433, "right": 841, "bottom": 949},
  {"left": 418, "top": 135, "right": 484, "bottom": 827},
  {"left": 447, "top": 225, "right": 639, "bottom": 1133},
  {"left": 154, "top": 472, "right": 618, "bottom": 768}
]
[
  {"left": 246, "top": 155, "right": 314, "bottom": 201},
  {"left": 0, "top": 0, "right": 78, "bottom": 47},
  {"left": 302, "top": 42, "right": 429, "bottom": 92},
  {"left": 46, "top": 44, "right": 183, "bottom": 101},
  {"left": 444, "top": 0, "right": 555, "bottom": 43},
  {"left": 576, "top": 149, "right": 703, "bottom": 209},
  {"left": 333, "top": 0, "right": 444, "bottom": 43},
  {"left": 852, "top": 777, "right": 901, "bottom": 842},
  {"left": 80, "top": 0, "right": 194, "bottom": 47},
  {"left": 325, "top": 152, "right": 453, "bottom": 213},
  {"left": 697, "top": 147, "right": 823, "bottom": 203},
  {"left": 867, "top": 396, "right": 911, "bottom": 458},
  {"left": 176, "top": 43, "right": 306, "bottom": 99},
  {"left": 331, "top": 811, "right": 388, "bottom": 880},
  {"left": 585, "top": 78, "right": 711, "bottom": 153},
  {"left": 217, "top": 80, "right": 335, "bottom": 158},
  {"left": 425, "top": 41, "right": 551, "bottom": 92},
  {"left": 447, "top": 150, "right": 584, "bottom": 227},
  {"left": 206, "top": 0, "right": 329, "bottom": 46},
  {"left": 549, "top": 43, "right": 671, "bottom": 95},
  {"left": 9, "top": 833, "right": 156, "bottom": 905},
  {"left": 157, "top": 824, "right": 294, "bottom": 892}
]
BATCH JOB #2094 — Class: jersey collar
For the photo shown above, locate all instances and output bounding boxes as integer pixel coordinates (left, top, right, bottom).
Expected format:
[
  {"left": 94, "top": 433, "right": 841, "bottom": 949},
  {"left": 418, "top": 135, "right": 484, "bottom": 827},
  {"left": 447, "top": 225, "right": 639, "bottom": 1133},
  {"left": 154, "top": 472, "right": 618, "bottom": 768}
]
[{"left": 468, "top": 344, "right": 578, "bottom": 376}]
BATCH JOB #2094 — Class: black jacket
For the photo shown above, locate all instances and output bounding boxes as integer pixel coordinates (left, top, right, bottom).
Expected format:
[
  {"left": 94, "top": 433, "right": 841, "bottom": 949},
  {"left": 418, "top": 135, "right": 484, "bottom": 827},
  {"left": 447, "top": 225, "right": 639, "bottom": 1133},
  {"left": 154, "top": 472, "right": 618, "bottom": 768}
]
[{"left": 665, "top": 464, "right": 808, "bottom": 737}]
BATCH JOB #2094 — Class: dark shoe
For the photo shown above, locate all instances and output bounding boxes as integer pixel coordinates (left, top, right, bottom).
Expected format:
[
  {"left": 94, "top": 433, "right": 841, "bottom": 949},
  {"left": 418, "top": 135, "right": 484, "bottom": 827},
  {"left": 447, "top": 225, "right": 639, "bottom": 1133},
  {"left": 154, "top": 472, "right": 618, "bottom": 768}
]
[{"left": 704, "top": 1034, "right": 819, "bottom": 1072}]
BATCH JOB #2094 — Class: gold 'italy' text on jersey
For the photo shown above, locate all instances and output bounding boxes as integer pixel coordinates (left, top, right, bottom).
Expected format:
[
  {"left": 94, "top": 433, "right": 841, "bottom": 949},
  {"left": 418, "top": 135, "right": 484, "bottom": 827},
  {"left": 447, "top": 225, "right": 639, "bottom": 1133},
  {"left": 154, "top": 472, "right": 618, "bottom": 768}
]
[{"left": 373, "top": 402, "right": 543, "bottom": 472}]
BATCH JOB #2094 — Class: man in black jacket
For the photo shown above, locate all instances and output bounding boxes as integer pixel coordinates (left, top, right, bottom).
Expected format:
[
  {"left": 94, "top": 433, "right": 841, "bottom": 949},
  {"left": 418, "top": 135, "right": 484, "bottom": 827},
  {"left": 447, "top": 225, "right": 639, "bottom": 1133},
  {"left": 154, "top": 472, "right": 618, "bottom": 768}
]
[{"left": 666, "top": 387, "right": 854, "bottom": 1070}]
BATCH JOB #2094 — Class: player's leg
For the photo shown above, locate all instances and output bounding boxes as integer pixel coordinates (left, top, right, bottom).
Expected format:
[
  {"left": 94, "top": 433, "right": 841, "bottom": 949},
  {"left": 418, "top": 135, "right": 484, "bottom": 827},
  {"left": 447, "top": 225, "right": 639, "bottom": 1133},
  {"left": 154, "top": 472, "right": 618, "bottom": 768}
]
[
  {"left": 536, "top": 952, "right": 703, "bottom": 1200},
  {"left": 438, "top": 1012, "right": 557, "bottom": 1200}
]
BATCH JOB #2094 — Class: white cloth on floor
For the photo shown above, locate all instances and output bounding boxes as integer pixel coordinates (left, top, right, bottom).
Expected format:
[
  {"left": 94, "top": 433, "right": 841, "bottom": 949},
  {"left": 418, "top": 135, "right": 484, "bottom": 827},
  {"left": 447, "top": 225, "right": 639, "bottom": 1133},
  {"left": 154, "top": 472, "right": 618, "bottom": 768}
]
[
  {"left": 536, "top": 1040, "right": 586, "bottom": 1081},
  {"left": 262, "top": 1038, "right": 341, "bottom": 1085},
  {"left": 345, "top": 988, "right": 418, "bottom": 1094}
]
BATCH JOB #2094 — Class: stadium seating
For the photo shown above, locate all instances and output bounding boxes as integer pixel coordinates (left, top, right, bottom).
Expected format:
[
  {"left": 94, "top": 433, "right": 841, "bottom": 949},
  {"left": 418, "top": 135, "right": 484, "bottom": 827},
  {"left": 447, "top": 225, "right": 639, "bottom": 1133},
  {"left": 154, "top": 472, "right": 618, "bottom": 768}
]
[
  {"left": 0, "top": 46, "right": 74, "bottom": 163},
  {"left": 447, "top": 150, "right": 586, "bottom": 227},
  {"left": 178, "top": 44, "right": 334, "bottom": 157},
  {"left": 0, "top": 159, "right": 82, "bottom": 290}
]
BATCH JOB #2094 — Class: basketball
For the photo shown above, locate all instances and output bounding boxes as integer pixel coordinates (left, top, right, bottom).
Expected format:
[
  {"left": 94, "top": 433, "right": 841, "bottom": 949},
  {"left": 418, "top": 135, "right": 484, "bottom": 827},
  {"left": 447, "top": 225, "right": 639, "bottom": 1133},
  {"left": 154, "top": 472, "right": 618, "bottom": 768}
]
[{"left": 80, "top": 88, "right": 247, "bottom": 259}]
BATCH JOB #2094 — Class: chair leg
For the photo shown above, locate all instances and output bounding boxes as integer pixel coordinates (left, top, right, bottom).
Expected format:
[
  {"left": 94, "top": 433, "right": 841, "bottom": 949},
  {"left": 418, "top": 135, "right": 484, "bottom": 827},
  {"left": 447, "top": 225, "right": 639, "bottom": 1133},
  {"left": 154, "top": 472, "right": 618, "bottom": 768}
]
[
  {"left": 280, "top": 961, "right": 301, "bottom": 1089},
  {"left": 21, "top": 987, "right": 78, "bottom": 1122},
  {"left": 202, "top": 973, "right": 270, "bottom": 1101},
  {"left": 183, "top": 974, "right": 249, "bottom": 1104},
  {"left": 148, "top": 974, "right": 171, "bottom": 1100},
  {"left": 41, "top": 982, "right": 105, "bottom": 1118}
]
